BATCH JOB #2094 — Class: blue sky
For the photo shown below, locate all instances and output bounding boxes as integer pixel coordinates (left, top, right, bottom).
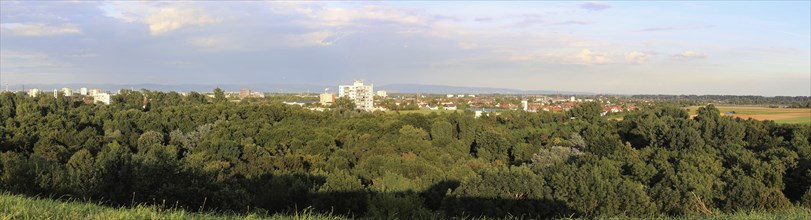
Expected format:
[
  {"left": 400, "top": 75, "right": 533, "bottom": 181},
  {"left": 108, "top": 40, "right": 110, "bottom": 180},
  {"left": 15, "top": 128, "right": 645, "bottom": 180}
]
[{"left": 1, "top": 1, "right": 809, "bottom": 96}]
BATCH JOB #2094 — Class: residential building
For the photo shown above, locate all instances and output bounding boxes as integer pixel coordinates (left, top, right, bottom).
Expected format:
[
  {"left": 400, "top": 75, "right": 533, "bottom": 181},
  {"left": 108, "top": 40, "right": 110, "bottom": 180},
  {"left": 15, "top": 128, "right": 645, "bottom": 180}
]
[
  {"left": 89, "top": 89, "right": 101, "bottom": 97},
  {"left": 239, "top": 89, "right": 252, "bottom": 99},
  {"left": 80, "top": 88, "right": 88, "bottom": 96},
  {"left": 94, "top": 93, "right": 111, "bottom": 105},
  {"left": 61, "top": 88, "right": 72, "bottom": 96},
  {"left": 338, "top": 80, "right": 374, "bottom": 111},
  {"left": 376, "top": 90, "right": 387, "bottom": 98},
  {"left": 29, "top": 88, "right": 40, "bottom": 97},
  {"left": 320, "top": 93, "right": 335, "bottom": 106}
]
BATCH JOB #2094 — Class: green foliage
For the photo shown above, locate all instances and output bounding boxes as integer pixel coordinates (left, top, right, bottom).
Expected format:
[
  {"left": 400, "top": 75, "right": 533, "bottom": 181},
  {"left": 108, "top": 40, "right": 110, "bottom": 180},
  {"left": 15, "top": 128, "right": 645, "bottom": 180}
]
[
  {"left": 0, "top": 90, "right": 809, "bottom": 218},
  {"left": 212, "top": 88, "right": 227, "bottom": 103},
  {"left": 430, "top": 121, "right": 454, "bottom": 148},
  {"left": 367, "top": 193, "right": 434, "bottom": 219},
  {"left": 568, "top": 102, "right": 603, "bottom": 123},
  {"left": 804, "top": 187, "right": 811, "bottom": 209}
]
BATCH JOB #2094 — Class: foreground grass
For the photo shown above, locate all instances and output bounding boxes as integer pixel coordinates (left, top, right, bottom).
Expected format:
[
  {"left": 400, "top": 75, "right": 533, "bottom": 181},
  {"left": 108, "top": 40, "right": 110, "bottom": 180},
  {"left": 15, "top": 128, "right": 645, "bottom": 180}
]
[
  {"left": 1, "top": 192, "right": 809, "bottom": 219},
  {"left": 0, "top": 193, "right": 346, "bottom": 220}
]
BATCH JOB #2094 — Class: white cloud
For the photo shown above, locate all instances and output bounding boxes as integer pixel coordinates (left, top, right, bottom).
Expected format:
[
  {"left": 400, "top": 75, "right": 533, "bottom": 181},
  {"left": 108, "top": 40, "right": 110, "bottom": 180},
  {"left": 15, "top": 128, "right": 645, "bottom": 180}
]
[
  {"left": 100, "top": 2, "right": 221, "bottom": 35},
  {"left": 269, "top": 3, "right": 429, "bottom": 28},
  {"left": 0, "top": 51, "right": 72, "bottom": 70},
  {"left": 457, "top": 42, "right": 476, "bottom": 49},
  {"left": 146, "top": 8, "right": 220, "bottom": 35},
  {"left": 287, "top": 31, "right": 350, "bottom": 47},
  {"left": 0, "top": 23, "right": 80, "bottom": 36},
  {"left": 576, "top": 49, "right": 611, "bottom": 64},
  {"left": 189, "top": 36, "right": 222, "bottom": 47},
  {"left": 675, "top": 50, "right": 706, "bottom": 59},
  {"left": 579, "top": 2, "right": 612, "bottom": 11},
  {"left": 625, "top": 51, "right": 650, "bottom": 64}
]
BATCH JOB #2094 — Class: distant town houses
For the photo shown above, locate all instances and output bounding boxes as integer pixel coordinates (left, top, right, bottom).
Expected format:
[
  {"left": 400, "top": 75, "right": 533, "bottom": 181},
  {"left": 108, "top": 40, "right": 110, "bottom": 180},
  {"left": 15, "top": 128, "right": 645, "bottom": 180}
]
[
  {"left": 8, "top": 82, "right": 643, "bottom": 117},
  {"left": 238, "top": 89, "right": 265, "bottom": 99}
]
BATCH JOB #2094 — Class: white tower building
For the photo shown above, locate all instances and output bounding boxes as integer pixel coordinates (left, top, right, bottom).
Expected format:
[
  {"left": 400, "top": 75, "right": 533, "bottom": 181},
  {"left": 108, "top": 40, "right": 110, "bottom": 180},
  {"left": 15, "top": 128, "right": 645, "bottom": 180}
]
[{"left": 338, "top": 80, "right": 374, "bottom": 111}]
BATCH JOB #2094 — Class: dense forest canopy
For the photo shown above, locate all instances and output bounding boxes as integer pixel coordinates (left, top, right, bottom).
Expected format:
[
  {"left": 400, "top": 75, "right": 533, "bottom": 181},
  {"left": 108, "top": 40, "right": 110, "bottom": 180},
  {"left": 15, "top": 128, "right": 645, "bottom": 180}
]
[{"left": 0, "top": 90, "right": 810, "bottom": 218}]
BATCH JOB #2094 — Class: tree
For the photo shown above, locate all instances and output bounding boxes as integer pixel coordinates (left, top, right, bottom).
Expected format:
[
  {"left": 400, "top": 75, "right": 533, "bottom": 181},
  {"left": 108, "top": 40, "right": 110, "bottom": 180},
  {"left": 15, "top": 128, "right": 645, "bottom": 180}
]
[
  {"left": 67, "top": 149, "right": 97, "bottom": 196},
  {"left": 568, "top": 102, "right": 603, "bottom": 123},
  {"left": 213, "top": 87, "right": 227, "bottom": 103},
  {"left": 331, "top": 97, "right": 356, "bottom": 112},
  {"left": 430, "top": 121, "right": 454, "bottom": 148}
]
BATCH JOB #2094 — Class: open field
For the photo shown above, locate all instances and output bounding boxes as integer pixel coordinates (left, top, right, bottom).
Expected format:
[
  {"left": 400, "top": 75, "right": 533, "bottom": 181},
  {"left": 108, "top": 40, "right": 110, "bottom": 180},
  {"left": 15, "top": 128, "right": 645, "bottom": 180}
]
[
  {"left": 2, "top": 193, "right": 810, "bottom": 220},
  {"left": 686, "top": 106, "right": 811, "bottom": 124}
]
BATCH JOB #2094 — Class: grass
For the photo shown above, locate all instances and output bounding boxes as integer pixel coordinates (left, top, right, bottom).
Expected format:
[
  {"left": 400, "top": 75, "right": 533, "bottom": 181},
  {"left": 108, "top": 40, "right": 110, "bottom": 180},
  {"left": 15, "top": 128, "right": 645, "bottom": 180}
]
[
  {"left": 774, "top": 116, "right": 811, "bottom": 125},
  {"left": 685, "top": 106, "right": 809, "bottom": 115},
  {"left": 2, "top": 192, "right": 810, "bottom": 219},
  {"left": 685, "top": 106, "right": 810, "bottom": 124},
  {"left": 0, "top": 193, "right": 346, "bottom": 220}
]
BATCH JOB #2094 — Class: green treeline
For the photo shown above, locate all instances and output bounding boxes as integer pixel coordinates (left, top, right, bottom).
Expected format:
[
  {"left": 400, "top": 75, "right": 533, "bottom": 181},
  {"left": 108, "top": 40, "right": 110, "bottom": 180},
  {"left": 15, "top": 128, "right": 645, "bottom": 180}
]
[
  {"left": 631, "top": 94, "right": 811, "bottom": 107},
  {"left": 0, "top": 90, "right": 810, "bottom": 218}
]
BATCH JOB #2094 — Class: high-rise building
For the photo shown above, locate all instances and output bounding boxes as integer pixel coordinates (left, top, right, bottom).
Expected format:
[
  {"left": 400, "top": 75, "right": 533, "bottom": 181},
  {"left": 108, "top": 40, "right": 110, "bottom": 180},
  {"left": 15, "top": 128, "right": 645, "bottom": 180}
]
[
  {"left": 338, "top": 80, "right": 374, "bottom": 111},
  {"left": 239, "top": 89, "right": 252, "bottom": 99},
  {"left": 320, "top": 93, "right": 335, "bottom": 106},
  {"left": 376, "top": 90, "right": 387, "bottom": 98},
  {"left": 80, "top": 88, "right": 88, "bottom": 96},
  {"left": 61, "top": 88, "right": 72, "bottom": 96},
  {"left": 94, "top": 93, "right": 111, "bottom": 105},
  {"left": 89, "top": 89, "right": 101, "bottom": 97},
  {"left": 29, "top": 88, "right": 40, "bottom": 97}
]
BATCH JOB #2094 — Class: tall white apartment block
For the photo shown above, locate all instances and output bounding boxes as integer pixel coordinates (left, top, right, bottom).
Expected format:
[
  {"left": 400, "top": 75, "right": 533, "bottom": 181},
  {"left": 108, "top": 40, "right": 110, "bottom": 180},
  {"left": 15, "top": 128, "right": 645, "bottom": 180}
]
[
  {"left": 29, "top": 88, "right": 41, "bottom": 97},
  {"left": 89, "top": 89, "right": 101, "bottom": 97},
  {"left": 80, "top": 88, "right": 88, "bottom": 96},
  {"left": 61, "top": 88, "right": 72, "bottom": 96},
  {"left": 94, "top": 93, "right": 111, "bottom": 105},
  {"left": 338, "top": 80, "right": 374, "bottom": 111}
]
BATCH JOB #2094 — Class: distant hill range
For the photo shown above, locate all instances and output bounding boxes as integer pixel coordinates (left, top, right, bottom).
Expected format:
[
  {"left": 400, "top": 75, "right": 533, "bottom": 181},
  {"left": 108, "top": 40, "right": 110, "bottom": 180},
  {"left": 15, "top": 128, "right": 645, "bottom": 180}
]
[
  {"left": 6, "top": 83, "right": 593, "bottom": 95},
  {"left": 377, "top": 84, "right": 592, "bottom": 95}
]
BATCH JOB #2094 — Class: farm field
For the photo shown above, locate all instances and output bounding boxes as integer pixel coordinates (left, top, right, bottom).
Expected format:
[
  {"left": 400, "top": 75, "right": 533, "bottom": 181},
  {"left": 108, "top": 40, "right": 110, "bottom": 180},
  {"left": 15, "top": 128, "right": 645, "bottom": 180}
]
[{"left": 686, "top": 106, "right": 811, "bottom": 124}]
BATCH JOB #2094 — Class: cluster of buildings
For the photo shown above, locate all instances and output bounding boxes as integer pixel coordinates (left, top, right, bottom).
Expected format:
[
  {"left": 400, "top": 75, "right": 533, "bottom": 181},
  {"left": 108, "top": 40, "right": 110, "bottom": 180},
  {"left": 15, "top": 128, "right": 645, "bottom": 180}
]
[
  {"left": 22, "top": 87, "right": 111, "bottom": 105},
  {"left": 238, "top": 89, "right": 265, "bottom": 99},
  {"left": 316, "top": 80, "right": 381, "bottom": 111},
  {"left": 8, "top": 80, "right": 641, "bottom": 117}
]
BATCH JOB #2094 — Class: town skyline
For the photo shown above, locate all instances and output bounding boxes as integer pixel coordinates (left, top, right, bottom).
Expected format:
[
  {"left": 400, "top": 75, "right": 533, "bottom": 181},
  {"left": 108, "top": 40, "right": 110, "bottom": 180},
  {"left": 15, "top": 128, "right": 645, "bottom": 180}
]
[{"left": 1, "top": 1, "right": 810, "bottom": 96}]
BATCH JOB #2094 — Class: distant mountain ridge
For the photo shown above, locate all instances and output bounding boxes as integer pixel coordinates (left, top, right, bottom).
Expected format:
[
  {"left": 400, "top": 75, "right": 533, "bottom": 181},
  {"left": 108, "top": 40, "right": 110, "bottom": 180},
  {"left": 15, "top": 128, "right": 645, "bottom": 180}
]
[
  {"left": 377, "top": 83, "right": 593, "bottom": 95},
  {"left": 5, "top": 83, "right": 593, "bottom": 95}
]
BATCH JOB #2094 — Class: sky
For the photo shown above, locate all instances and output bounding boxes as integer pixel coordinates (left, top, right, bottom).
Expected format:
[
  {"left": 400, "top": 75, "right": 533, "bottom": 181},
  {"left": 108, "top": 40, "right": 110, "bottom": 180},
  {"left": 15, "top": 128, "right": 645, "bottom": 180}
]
[{"left": 1, "top": 1, "right": 809, "bottom": 96}]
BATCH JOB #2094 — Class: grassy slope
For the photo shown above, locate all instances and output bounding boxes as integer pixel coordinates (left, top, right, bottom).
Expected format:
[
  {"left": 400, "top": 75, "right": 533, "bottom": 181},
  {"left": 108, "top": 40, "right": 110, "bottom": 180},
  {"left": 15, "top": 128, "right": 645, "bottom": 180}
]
[
  {"left": 0, "top": 193, "right": 345, "bottom": 220},
  {"left": 2, "top": 193, "right": 810, "bottom": 219}
]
